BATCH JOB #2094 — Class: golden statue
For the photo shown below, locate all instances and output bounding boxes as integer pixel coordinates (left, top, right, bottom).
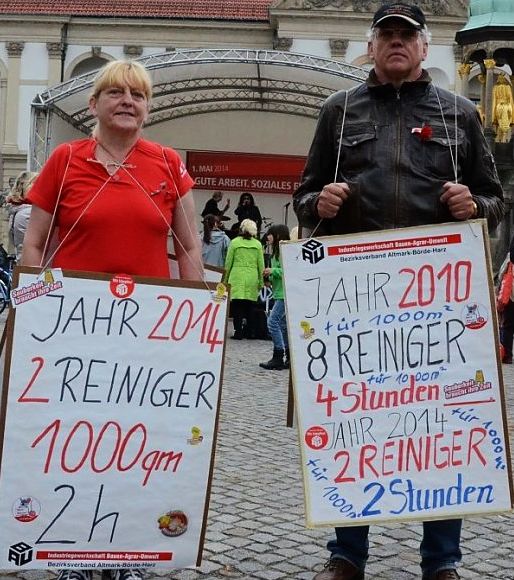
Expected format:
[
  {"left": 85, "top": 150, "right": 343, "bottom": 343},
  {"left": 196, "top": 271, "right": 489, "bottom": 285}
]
[{"left": 492, "top": 73, "right": 514, "bottom": 143}]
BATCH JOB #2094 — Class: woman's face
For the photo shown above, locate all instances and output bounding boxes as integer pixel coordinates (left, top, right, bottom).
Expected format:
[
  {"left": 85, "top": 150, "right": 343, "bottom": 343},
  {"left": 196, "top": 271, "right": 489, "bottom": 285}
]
[
  {"left": 267, "top": 233, "right": 273, "bottom": 243},
  {"left": 89, "top": 85, "right": 149, "bottom": 135}
]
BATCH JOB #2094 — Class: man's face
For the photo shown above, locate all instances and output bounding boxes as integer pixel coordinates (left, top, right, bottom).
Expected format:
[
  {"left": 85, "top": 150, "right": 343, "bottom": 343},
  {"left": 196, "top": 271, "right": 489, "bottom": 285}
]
[{"left": 368, "top": 18, "right": 428, "bottom": 85}]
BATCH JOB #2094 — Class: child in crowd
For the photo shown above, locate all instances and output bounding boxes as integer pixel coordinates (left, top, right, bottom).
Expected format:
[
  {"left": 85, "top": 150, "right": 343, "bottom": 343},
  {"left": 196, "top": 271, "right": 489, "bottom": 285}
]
[
  {"left": 259, "top": 224, "right": 290, "bottom": 370},
  {"left": 6, "top": 170, "right": 39, "bottom": 260},
  {"left": 201, "top": 213, "right": 230, "bottom": 268}
]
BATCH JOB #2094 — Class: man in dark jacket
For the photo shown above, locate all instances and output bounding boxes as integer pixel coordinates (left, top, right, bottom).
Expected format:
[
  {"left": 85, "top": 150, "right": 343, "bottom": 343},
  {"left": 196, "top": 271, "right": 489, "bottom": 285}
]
[
  {"left": 201, "top": 190, "right": 230, "bottom": 218},
  {"left": 293, "top": 3, "right": 504, "bottom": 580}
]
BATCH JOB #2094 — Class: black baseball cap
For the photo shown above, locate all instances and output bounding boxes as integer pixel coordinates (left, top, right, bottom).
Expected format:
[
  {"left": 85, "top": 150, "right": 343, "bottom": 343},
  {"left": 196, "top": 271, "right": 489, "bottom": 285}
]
[{"left": 372, "top": 3, "right": 426, "bottom": 29}]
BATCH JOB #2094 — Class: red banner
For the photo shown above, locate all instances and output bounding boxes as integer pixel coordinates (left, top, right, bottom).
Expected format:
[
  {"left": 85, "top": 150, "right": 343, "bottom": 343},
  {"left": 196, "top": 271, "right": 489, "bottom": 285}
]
[{"left": 186, "top": 151, "right": 306, "bottom": 195}]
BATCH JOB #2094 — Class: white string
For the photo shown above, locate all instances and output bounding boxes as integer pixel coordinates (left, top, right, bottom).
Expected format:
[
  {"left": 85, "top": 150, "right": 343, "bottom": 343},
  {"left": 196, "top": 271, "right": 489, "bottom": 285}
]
[
  {"left": 159, "top": 149, "right": 208, "bottom": 286},
  {"left": 454, "top": 90, "right": 458, "bottom": 183},
  {"left": 308, "top": 89, "right": 349, "bottom": 240},
  {"left": 39, "top": 171, "right": 118, "bottom": 272},
  {"left": 429, "top": 88, "right": 478, "bottom": 236},
  {"left": 39, "top": 144, "right": 72, "bottom": 269},
  {"left": 39, "top": 140, "right": 140, "bottom": 272},
  {"left": 303, "top": 85, "right": 463, "bottom": 243},
  {"left": 38, "top": 141, "right": 208, "bottom": 286},
  {"left": 434, "top": 86, "right": 459, "bottom": 183}
]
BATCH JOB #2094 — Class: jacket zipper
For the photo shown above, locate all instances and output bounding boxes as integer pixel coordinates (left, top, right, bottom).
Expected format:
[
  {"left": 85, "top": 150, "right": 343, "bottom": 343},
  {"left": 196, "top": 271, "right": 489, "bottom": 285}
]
[{"left": 394, "top": 88, "right": 401, "bottom": 227}]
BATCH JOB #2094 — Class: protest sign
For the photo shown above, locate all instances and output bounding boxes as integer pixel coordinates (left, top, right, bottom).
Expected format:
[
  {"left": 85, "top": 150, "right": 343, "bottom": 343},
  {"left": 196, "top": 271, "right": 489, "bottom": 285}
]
[
  {"left": 282, "top": 221, "right": 513, "bottom": 527},
  {"left": 0, "top": 268, "right": 228, "bottom": 570}
]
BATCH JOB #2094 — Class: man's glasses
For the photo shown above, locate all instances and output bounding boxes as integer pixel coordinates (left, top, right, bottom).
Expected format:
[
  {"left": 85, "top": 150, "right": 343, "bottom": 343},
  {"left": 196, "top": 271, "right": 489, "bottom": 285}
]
[{"left": 375, "top": 28, "right": 420, "bottom": 41}]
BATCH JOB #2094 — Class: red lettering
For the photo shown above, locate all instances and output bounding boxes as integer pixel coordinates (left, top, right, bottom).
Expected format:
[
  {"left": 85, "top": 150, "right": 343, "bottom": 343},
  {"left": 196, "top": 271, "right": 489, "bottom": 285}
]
[
  {"left": 451, "top": 429, "right": 463, "bottom": 467},
  {"left": 381, "top": 440, "right": 395, "bottom": 476},
  {"left": 147, "top": 295, "right": 173, "bottom": 340},
  {"left": 18, "top": 356, "right": 49, "bottom": 403},
  {"left": 467, "top": 427, "right": 488, "bottom": 466},
  {"left": 433, "top": 432, "right": 449, "bottom": 469},
  {"left": 340, "top": 381, "right": 359, "bottom": 413},
  {"left": 316, "top": 383, "right": 338, "bottom": 417},
  {"left": 359, "top": 444, "right": 379, "bottom": 478},
  {"left": 333, "top": 450, "right": 355, "bottom": 483}
]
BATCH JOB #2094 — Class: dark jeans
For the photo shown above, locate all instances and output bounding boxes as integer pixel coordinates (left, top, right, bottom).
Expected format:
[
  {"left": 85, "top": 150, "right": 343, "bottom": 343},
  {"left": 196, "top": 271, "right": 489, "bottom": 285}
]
[
  {"left": 231, "top": 299, "right": 256, "bottom": 337},
  {"left": 329, "top": 519, "right": 462, "bottom": 576}
]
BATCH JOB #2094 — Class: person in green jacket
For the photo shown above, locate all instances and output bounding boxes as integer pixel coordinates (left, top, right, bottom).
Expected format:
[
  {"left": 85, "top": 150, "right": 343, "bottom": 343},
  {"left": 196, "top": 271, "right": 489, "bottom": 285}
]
[
  {"left": 259, "top": 224, "right": 290, "bottom": 369},
  {"left": 224, "top": 218, "right": 264, "bottom": 339}
]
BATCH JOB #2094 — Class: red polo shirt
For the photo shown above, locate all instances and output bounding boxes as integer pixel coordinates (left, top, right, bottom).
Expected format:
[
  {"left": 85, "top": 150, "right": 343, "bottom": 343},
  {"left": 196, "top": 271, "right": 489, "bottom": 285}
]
[{"left": 28, "top": 138, "right": 194, "bottom": 277}]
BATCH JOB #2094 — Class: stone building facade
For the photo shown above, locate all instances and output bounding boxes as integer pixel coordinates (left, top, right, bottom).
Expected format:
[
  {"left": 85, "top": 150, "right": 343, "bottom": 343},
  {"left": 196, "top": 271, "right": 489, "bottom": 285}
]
[{"left": 0, "top": 0, "right": 490, "bottom": 251}]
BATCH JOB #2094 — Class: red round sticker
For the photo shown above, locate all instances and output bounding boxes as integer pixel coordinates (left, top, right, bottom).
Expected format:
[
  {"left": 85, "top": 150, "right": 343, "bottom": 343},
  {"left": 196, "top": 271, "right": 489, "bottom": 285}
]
[
  {"left": 12, "top": 497, "right": 41, "bottom": 522},
  {"left": 110, "top": 274, "right": 135, "bottom": 299},
  {"left": 462, "top": 303, "right": 488, "bottom": 330},
  {"left": 304, "top": 426, "right": 329, "bottom": 450}
]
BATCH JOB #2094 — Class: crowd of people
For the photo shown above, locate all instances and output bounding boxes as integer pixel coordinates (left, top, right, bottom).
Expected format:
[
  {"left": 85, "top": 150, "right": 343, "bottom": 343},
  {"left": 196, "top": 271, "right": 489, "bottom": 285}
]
[{"left": 201, "top": 190, "right": 264, "bottom": 240}]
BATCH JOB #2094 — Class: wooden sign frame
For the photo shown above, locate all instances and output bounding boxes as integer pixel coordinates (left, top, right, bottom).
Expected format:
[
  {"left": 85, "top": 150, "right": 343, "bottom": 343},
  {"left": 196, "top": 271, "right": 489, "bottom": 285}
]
[
  {"left": 0, "top": 267, "right": 228, "bottom": 570},
  {"left": 282, "top": 221, "right": 514, "bottom": 527}
]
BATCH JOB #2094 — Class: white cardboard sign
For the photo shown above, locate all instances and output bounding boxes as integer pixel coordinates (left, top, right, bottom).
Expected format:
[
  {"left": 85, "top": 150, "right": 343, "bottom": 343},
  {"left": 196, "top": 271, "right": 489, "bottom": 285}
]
[
  {"left": 282, "top": 221, "right": 513, "bottom": 527},
  {"left": 0, "top": 268, "right": 228, "bottom": 570}
]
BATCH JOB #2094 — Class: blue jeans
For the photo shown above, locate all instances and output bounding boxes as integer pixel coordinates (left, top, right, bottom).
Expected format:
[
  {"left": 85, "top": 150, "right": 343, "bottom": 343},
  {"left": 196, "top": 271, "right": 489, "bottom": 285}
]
[
  {"left": 328, "top": 519, "right": 462, "bottom": 576},
  {"left": 267, "top": 299, "right": 288, "bottom": 351}
]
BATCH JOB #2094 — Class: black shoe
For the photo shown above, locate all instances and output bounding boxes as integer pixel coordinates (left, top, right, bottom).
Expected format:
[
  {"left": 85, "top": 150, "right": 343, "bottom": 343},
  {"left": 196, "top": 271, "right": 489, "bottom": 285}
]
[
  {"left": 313, "top": 558, "right": 364, "bottom": 580},
  {"left": 231, "top": 332, "right": 243, "bottom": 340},
  {"left": 259, "top": 349, "right": 285, "bottom": 370}
]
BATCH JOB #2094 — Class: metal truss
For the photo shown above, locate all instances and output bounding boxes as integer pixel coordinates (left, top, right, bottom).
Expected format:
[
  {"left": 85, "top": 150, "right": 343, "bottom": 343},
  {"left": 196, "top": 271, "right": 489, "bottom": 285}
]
[
  {"left": 68, "top": 77, "right": 335, "bottom": 131},
  {"left": 30, "top": 49, "right": 367, "bottom": 170}
]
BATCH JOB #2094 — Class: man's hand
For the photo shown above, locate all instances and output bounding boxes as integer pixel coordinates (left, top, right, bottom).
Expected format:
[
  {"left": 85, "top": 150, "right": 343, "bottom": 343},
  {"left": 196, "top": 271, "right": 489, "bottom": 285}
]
[
  {"left": 440, "top": 182, "right": 477, "bottom": 221},
  {"left": 317, "top": 182, "right": 350, "bottom": 219}
]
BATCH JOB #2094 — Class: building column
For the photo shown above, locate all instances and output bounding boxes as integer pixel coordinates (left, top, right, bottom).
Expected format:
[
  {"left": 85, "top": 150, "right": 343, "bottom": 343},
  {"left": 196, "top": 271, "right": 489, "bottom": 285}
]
[
  {"left": 457, "top": 63, "right": 471, "bottom": 98},
  {"left": 329, "top": 39, "right": 348, "bottom": 61},
  {"left": 483, "top": 58, "right": 496, "bottom": 129},
  {"left": 273, "top": 37, "right": 293, "bottom": 51},
  {"left": 46, "top": 42, "right": 62, "bottom": 86},
  {"left": 124, "top": 45, "right": 143, "bottom": 58},
  {"left": 4, "top": 41, "right": 24, "bottom": 151}
]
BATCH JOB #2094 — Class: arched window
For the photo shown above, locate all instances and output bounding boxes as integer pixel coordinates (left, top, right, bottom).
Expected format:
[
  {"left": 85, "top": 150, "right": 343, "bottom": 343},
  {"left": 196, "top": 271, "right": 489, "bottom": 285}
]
[{"left": 69, "top": 55, "right": 109, "bottom": 78}]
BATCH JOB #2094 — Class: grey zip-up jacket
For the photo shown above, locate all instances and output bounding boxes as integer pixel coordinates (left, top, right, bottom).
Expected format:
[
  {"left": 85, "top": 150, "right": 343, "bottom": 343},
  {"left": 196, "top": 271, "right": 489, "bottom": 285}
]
[{"left": 293, "top": 70, "right": 504, "bottom": 235}]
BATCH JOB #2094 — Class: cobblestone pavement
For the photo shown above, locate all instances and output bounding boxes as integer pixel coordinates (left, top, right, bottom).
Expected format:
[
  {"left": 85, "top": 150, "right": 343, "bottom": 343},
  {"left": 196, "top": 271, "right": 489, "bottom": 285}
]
[{"left": 2, "top": 336, "right": 514, "bottom": 580}]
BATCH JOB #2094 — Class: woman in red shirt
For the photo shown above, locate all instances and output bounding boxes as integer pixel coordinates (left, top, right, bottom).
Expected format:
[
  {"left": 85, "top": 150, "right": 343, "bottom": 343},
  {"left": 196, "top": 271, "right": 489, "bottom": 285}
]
[
  {"left": 21, "top": 59, "right": 203, "bottom": 580},
  {"left": 23, "top": 59, "right": 202, "bottom": 281}
]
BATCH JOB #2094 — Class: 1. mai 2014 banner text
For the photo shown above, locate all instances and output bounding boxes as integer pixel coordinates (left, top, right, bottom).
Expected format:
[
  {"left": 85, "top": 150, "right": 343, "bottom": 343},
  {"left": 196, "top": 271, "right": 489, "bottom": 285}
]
[
  {"left": 282, "top": 221, "right": 513, "bottom": 527},
  {"left": 0, "top": 269, "right": 227, "bottom": 570},
  {"left": 186, "top": 151, "right": 306, "bottom": 195}
]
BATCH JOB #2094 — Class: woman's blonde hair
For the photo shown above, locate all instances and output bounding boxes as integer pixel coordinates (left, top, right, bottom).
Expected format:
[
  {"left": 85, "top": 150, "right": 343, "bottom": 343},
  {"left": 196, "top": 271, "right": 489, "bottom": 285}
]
[
  {"left": 90, "top": 60, "right": 153, "bottom": 101},
  {"left": 240, "top": 219, "right": 258, "bottom": 238},
  {"left": 8, "top": 170, "right": 39, "bottom": 203}
]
